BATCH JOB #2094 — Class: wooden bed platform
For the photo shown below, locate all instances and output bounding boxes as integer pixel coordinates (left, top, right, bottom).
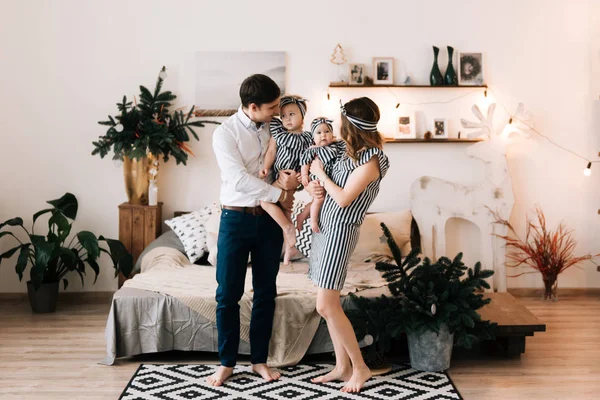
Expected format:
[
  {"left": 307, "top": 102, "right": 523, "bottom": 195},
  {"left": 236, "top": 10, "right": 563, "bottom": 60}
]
[{"left": 478, "top": 292, "right": 546, "bottom": 356}]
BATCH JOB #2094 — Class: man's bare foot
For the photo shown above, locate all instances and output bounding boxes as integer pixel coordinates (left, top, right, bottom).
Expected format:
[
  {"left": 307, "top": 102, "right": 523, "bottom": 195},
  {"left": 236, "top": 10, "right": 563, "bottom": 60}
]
[
  {"left": 251, "top": 363, "right": 281, "bottom": 382},
  {"left": 311, "top": 366, "right": 352, "bottom": 383},
  {"left": 206, "top": 366, "right": 234, "bottom": 387},
  {"left": 341, "top": 366, "right": 372, "bottom": 393}
]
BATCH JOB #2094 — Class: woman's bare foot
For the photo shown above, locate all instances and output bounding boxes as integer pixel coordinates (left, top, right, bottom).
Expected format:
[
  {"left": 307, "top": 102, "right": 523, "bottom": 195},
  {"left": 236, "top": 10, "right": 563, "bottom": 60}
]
[
  {"left": 251, "top": 364, "right": 281, "bottom": 382},
  {"left": 311, "top": 366, "right": 352, "bottom": 383},
  {"left": 341, "top": 366, "right": 372, "bottom": 393},
  {"left": 206, "top": 366, "right": 234, "bottom": 387}
]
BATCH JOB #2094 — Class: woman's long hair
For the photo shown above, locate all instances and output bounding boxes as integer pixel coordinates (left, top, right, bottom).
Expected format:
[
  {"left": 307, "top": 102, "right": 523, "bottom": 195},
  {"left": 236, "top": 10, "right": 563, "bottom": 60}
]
[{"left": 340, "top": 97, "right": 383, "bottom": 161}]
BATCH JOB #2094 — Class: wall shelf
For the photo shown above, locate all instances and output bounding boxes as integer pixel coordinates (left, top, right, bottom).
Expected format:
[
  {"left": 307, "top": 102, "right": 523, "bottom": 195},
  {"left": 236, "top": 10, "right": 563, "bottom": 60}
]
[
  {"left": 329, "top": 84, "right": 487, "bottom": 89},
  {"left": 384, "top": 138, "right": 482, "bottom": 143}
]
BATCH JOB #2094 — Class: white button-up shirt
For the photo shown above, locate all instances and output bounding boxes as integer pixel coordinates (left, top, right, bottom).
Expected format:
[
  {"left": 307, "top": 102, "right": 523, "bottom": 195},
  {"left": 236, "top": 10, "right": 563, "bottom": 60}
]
[{"left": 212, "top": 106, "right": 282, "bottom": 207}]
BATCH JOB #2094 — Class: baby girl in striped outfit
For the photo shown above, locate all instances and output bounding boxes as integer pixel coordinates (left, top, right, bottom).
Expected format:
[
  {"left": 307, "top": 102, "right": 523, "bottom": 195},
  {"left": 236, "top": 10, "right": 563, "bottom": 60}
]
[
  {"left": 297, "top": 117, "right": 344, "bottom": 233},
  {"left": 259, "top": 95, "right": 313, "bottom": 264}
]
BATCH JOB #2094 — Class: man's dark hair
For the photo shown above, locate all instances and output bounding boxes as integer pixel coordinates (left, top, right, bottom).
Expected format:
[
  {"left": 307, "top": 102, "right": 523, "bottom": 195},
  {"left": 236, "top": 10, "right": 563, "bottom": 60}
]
[{"left": 239, "top": 74, "right": 281, "bottom": 108}]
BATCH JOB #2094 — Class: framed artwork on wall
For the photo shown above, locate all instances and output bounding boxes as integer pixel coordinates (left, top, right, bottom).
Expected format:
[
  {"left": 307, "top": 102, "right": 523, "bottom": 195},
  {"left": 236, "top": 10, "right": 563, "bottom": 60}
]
[
  {"left": 433, "top": 118, "right": 448, "bottom": 139},
  {"left": 373, "top": 57, "right": 394, "bottom": 85},
  {"left": 458, "top": 52, "right": 484, "bottom": 86}
]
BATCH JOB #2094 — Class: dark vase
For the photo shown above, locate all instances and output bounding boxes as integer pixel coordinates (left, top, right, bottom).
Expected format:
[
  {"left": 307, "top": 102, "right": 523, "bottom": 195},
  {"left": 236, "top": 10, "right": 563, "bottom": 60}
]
[
  {"left": 26, "top": 281, "right": 59, "bottom": 313},
  {"left": 430, "top": 46, "right": 444, "bottom": 86},
  {"left": 444, "top": 46, "right": 458, "bottom": 86}
]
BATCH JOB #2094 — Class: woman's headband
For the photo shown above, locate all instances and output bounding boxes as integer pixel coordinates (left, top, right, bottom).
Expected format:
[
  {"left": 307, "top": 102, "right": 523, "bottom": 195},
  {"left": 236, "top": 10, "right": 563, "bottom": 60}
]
[{"left": 340, "top": 100, "right": 378, "bottom": 132}]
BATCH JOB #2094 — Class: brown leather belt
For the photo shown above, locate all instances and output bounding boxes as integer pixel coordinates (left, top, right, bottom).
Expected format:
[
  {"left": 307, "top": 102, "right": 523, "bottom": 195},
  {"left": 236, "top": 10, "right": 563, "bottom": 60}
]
[{"left": 221, "top": 205, "right": 266, "bottom": 216}]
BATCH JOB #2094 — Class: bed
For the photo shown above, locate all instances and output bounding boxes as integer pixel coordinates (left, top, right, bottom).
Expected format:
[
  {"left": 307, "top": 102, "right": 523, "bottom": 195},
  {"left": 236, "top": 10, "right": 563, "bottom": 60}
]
[{"left": 101, "top": 210, "right": 419, "bottom": 367}]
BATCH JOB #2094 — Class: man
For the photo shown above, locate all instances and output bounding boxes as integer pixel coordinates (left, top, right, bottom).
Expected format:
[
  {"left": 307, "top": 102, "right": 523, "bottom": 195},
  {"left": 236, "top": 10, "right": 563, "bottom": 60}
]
[{"left": 208, "top": 74, "right": 298, "bottom": 386}]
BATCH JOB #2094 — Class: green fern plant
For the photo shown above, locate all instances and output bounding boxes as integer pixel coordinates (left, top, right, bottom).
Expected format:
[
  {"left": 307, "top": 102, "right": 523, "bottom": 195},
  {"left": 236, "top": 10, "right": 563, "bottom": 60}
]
[{"left": 349, "top": 222, "right": 497, "bottom": 350}]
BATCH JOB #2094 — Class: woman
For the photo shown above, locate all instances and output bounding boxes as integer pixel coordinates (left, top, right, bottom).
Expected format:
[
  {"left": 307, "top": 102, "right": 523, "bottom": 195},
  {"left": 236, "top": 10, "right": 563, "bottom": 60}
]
[{"left": 306, "top": 97, "right": 390, "bottom": 393}]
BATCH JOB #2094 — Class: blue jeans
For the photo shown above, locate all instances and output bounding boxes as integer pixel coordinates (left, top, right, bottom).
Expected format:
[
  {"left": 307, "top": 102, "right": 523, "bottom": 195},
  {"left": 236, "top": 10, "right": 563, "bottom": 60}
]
[{"left": 215, "top": 209, "right": 283, "bottom": 367}]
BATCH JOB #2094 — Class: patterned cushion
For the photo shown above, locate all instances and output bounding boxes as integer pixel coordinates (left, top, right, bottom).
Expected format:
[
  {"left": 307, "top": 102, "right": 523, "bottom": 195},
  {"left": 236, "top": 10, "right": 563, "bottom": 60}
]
[
  {"left": 292, "top": 200, "right": 312, "bottom": 258},
  {"left": 165, "top": 207, "right": 215, "bottom": 263}
]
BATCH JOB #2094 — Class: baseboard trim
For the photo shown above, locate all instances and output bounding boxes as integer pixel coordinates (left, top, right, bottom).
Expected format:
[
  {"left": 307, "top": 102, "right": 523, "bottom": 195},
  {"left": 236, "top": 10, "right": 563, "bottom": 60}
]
[
  {"left": 0, "top": 291, "right": 115, "bottom": 302},
  {"left": 1, "top": 288, "right": 598, "bottom": 302},
  {"left": 508, "top": 287, "right": 600, "bottom": 297}
]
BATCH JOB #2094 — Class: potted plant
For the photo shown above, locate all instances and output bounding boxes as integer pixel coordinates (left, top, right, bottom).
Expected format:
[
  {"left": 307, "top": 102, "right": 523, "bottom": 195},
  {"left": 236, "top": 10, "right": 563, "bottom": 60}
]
[
  {"left": 492, "top": 207, "right": 599, "bottom": 301},
  {"left": 91, "top": 66, "right": 220, "bottom": 204},
  {"left": 0, "top": 193, "right": 133, "bottom": 313},
  {"left": 349, "top": 223, "right": 497, "bottom": 372}
]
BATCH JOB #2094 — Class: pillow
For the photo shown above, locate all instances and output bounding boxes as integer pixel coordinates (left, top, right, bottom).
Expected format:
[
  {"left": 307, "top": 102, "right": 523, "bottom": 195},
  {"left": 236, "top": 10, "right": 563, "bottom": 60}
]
[
  {"left": 132, "top": 230, "right": 186, "bottom": 274},
  {"left": 165, "top": 210, "right": 209, "bottom": 264},
  {"left": 205, "top": 206, "right": 222, "bottom": 266},
  {"left": 292, "top": 200, "right": 312, "bottom": 258},
  {"left": 349, "top": 211, "right": 413, "bottom": 265}
]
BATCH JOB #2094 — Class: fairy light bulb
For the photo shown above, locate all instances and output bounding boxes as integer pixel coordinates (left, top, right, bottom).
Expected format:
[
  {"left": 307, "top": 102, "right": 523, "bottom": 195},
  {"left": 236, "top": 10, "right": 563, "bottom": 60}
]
[
  {"left": 159, "top": 69, "right": 167, "bottom": 80},
  {"left": 584, "top": 162, "right": 592, "bottom": 177},
  {"left": 114, "top": 123, "right": 124, "bottom": 132}
]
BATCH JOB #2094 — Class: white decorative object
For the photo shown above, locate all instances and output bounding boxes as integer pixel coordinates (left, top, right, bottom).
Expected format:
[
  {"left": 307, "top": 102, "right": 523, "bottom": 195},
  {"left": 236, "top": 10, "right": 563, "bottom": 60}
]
[
  {"left": 433, "top": 118, "right": 448, "bottom": 139},
  {"left": 410, "top": 103, "right": 530, "bottom": 292},
  {"left": 148, "top": 179, "right": 158, "bottom": 206}
]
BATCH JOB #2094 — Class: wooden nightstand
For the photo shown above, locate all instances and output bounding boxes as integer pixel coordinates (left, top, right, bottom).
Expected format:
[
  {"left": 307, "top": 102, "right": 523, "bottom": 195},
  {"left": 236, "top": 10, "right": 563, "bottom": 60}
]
[{"left": 118, "top": 202, "right": 163, "bottom": 287}]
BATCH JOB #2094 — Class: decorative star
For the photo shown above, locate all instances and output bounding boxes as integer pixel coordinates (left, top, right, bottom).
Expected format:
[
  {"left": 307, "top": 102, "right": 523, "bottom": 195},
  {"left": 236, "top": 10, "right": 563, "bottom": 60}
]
[{"left": 379, "top": 234, "right": 387, "bottom": 244}]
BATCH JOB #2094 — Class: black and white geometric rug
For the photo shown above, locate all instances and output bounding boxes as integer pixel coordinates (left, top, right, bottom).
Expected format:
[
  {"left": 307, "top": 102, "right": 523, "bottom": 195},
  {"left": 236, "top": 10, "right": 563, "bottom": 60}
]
[{"left": 119, "top": 363, "right": 462, "bottom": 400}]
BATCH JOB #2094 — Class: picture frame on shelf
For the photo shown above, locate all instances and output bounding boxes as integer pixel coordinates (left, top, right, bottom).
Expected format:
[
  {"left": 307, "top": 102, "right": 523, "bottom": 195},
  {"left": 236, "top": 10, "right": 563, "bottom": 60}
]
[
  {"left": 395, "top": 112, "right": 416, "bottom": 139},
  {"left": 458, "top": 52, "right": 484, "bottom": 86},
  {"left": 349, "top": 63, "right": 366, "bottom": 85},
  {"left": 373, "top": 57, "right": 394, "bottom": 85},
  {"left": 433, "top": 118, "right": 448, "bottom": 139}
]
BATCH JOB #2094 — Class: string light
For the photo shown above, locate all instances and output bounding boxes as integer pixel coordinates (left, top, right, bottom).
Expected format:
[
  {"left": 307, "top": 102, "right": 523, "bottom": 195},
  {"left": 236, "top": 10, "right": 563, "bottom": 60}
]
[
  {"left": 484, "top": 87, "right": 600, "bottom": 173},
  {"left": 372, "top": 84, "right": 600, "bottom": 175}
]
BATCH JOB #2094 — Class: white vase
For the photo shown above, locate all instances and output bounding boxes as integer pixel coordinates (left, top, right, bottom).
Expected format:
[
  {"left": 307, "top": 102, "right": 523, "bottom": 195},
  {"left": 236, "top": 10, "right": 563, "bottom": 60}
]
[{"left": 148, "top": 179, "right": 158, "bottom": 206}]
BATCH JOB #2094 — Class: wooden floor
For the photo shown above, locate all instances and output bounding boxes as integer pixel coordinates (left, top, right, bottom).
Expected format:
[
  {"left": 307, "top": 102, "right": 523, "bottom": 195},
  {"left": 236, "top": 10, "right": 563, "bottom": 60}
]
[{"left": 0, "top": 292, "right": 599, "bottom": 400}]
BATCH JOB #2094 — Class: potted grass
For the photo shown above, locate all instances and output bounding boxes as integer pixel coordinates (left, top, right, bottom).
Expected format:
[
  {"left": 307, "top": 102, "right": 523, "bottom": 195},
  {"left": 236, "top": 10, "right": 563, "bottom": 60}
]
[
  {"left": 491, "top": 207, "right": 599, "bottom": 301},
  {"left": 0, "top": 193, "right": 133, "bottom": 313},
  {"left": 349, "top": 223, "right": 497, "bottom": 371}
]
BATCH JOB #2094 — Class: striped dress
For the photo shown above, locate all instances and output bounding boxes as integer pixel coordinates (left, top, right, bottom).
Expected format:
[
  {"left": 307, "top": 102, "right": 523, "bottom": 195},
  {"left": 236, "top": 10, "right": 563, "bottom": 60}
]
[
  {"left": 308, "top": 147, "right": 390, "bottom": 291},
  {"left": 300, "top": 141, "right": 346, "bottom": 181},
  {"left": 270, "top": 118, "right": 313, "bottom": 178}
]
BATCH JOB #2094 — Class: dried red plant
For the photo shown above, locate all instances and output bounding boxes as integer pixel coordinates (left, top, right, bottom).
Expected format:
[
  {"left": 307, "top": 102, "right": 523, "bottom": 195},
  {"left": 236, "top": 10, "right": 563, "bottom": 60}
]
[{"left": 491, "top": 207, "right": 599, "bottom": 300}]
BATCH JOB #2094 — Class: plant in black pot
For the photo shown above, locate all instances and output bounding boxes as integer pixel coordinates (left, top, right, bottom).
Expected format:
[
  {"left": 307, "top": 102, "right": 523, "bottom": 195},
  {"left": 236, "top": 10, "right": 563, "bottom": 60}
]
[
  {"left": 349, "top": 223, "right": 497, "bottom": 372},
  {"left": 0, "top": 193, "right": 133, "bottom": 313}
]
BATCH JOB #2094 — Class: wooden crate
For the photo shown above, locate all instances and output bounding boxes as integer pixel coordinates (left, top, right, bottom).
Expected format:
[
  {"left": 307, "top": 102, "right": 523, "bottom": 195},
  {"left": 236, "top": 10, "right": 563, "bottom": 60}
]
[{"left": 118, "top": 202, "right": 163, "bottom": 287}]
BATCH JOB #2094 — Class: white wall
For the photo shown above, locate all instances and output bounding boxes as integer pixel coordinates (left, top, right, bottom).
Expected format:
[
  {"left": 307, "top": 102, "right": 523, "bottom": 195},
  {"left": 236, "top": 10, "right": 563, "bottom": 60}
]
[{"left": 1, "top": 0, "right": 598, "bottom": 292}]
